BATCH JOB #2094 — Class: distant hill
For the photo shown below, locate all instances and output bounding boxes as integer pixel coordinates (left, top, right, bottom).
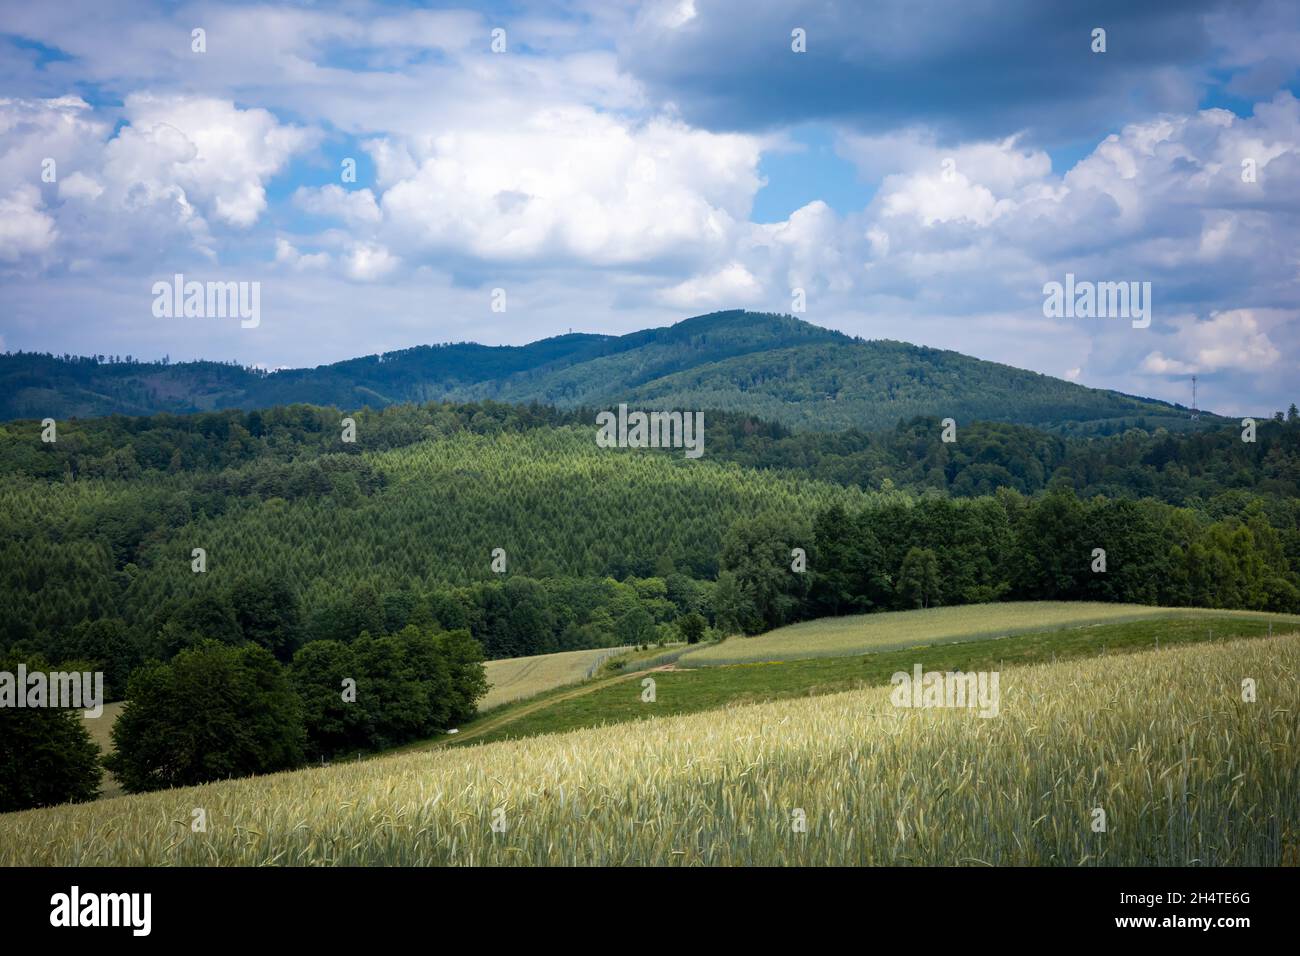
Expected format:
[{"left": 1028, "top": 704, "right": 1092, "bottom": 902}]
[{"left": 0, "top": 310, "right": 1210, "bottom": 431}]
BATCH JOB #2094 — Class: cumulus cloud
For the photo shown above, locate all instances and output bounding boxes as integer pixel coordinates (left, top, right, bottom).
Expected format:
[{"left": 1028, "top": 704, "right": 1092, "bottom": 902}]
[
  {"left": 0, "top": 185, "right": 57, "bottom": 261},
  {"left": 0, "top": 95, "right": 108, "bottom": 180},
  {"left": 833, "top": 93, "right": 1300, "bottom": 315},
  {"left": 274, "top": 238, "right": 330, "bottom": 271},
  {"left": 343, "top": 242, "right": 399, "bottom": 281},
  {"left": 294, "top": 185, "right": 382, "bottom": 227},
  {"left": 658, "top": 262, "right": 763, "bottom": 309},
  {"left": 375, "top": 108, "right": 763, "bottom": 267},
  {"left": 107, "top": 94, "right": 313, "bottom": 228},
  {"left": 0, "top": 93, "right": 314, "bottom": 269},
  {"left": 1141, "top": 310, "right": 1282, "bottom": 374}
]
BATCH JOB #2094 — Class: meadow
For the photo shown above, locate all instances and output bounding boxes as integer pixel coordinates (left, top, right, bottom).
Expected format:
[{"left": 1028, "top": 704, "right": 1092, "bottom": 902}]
[
  {"left": 680, "top": 602, "right": 1291, "bottom": 665},
  {"left": 1, "top": 633, "right": 1293, "bottom": 866}
]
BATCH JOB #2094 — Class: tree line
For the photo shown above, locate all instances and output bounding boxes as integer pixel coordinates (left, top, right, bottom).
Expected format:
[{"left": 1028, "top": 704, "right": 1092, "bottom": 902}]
[
  {"left": 714, "top": 487, "right": 1297, "bottom": 634},
  {"left": 1, "top": 620, "right": 489, "bottom": 811}
]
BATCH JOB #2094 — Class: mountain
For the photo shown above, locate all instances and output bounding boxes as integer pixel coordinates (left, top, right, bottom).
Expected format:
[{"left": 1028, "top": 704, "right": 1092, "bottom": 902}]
[{"left": 0, "top": 311, "right": 1209, "bottom": 431}]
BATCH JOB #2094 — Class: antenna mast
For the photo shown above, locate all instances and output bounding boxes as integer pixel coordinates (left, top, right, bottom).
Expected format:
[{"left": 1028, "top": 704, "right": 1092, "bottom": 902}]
[{"left": 1191, "top": 375, "right": 1199, "bottom": 420}]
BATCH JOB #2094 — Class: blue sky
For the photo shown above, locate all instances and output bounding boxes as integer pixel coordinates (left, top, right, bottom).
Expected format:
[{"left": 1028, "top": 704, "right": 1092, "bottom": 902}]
[{"left": 1, "top": 0, "right": 1298, "bottom": 416}]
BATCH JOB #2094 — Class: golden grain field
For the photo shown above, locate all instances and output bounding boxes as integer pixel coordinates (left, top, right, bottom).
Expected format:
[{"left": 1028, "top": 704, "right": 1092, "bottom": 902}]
[
  {"left": 80, "top": 700, "right": 126, "bottom": 799},
  {"left": 681, "top": 601, "right": 1288, "bottom": 665},
  {"left": 480, "top": 646, "right": 634, "bottom": 711},
  {"left": 1, "top": 632, "right": 1294, "bottom": 866}
]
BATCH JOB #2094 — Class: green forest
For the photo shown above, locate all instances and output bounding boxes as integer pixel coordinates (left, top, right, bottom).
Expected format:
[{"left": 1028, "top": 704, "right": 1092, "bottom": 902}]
[
  {"left": 4, "top": 397, "right": 1298, "bottom": 657},
  {"left": 2, "top": 393, "right": 1297, "bottom": 811}
]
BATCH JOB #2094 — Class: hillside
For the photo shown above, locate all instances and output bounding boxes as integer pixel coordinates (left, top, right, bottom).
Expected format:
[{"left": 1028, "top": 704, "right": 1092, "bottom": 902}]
[
  {"left": 677, "top": 601, "right": 1221, "bottom": 665},
  {"left": 0, "top": 311, "right": 1207, "bottom": 431},
  {"left": 437, "top": 608, "right": 1299, "bottom": 746},
  {"left": 480, "top": 646, "right": 635, "bottom": 711},
  {"left": 3, "top": 398, "right": 1296, "bottom": 677},
  {"left": 3, "top": 633, "right": 1295, "bottom": 865}
]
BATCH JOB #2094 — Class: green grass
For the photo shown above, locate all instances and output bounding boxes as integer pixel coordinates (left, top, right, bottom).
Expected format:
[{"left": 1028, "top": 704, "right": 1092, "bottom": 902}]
[
  {"left": 454, "top": 613, "right": 1299, "bottom": 746},
  {"left": 680, "top": 601, "right": 1285, "bottom": 665},
  {"left": 2, "top": 632, "right": 1294, "bottom": 865}
]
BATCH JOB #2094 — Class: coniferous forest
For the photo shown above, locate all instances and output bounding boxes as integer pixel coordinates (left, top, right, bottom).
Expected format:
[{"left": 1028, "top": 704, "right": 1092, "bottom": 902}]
[{"left": 2, "top": 380, "right": 1298, "bottom": 810}]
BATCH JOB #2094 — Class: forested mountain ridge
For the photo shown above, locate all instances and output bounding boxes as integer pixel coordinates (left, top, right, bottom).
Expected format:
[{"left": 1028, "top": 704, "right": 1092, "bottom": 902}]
[
  {"left": 3, "top": 399, "right": 1297, "bottom": 663},
  {"left": 1, "top": 311, "right": 1211, "bottom": 431}
]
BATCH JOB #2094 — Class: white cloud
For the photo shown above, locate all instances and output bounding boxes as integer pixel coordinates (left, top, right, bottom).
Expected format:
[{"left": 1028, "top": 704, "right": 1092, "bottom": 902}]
[
  {"left": 376, "top": 108, "right": 763, "bottom": 266},
  {"left": 658, "top": 262, "right": 763, "bottom": 309},
  {"left": 344, "top": 242, "right": 398, "bottom": 281},
  {"left": 0, "top": 94, "right": 316, "bottom": 269},
  {"left": 275, "top": 237, "right": 330, "bottom": 271},
  {"left": 1139, "top": 352, "right": 1197, "bottom": 375},
  {"left": 294, "top": 184, "right": 382, "bottom": 226},
  {"left": 0, "top": 96, "right": 109, "bottom": 182},
  {"left": 106, "top": 93, "right": 314, "bottom": 228},
  {"left": 0, "top": 185, "right": 56, "bottom": 261},
  {"left": 1141, "top": 310, "right": 1282, "bottom": 374},
  {"left": 58, "top": 171, "right": 103, "bottom": 201}
]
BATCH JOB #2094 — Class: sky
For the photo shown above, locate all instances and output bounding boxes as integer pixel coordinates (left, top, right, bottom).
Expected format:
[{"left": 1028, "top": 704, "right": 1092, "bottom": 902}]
[{"left": 1, "top": 0, "right": 1298, "bottom": 416}]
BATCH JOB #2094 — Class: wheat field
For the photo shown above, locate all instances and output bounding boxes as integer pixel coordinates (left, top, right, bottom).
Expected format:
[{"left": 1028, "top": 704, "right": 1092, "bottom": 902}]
[
  {"left": 681, "top": 601, "right": 1295, "bottom": 665},
  {"left": 480, "top": 646, "right": 633, "bottom": 711},
  {"left": 0, "top": 632, "right": 1294, "bottom": 866}
]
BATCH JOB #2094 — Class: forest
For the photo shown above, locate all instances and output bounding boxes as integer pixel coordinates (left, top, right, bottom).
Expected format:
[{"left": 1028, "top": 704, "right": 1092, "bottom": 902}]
[
  {"left": 1, "top": 395, "right": 1297, "bottom": 810},
  {"left": 3, "top": 398, "right": 1298, "bottom": 658}
]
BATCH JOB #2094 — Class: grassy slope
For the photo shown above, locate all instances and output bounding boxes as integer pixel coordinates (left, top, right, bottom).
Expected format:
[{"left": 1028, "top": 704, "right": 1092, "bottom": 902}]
[
  {"left": 441, "top": 612, "right": 1300, "bottom": 747},
  {"left": 480, "top": 646, "right": 633, "bottom": 711},
  {"left": 680, "top": 602, "right": 1284, "bottom": 665},
  {"left": 3, "top": 633, "right": 1295, "bottom": 865},
  {"left": 67, "top": 605, "right": 1300, "bottom": 797}
]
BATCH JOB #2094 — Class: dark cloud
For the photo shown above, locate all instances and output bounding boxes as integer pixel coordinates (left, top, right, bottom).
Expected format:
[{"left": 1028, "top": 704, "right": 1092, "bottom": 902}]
[{"left": 619, "top": 0, "right": 1275, "bottom": 145}]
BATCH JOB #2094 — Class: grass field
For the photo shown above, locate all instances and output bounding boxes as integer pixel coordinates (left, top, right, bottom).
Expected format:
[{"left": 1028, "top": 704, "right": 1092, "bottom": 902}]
[
  {"left": 480, "top": 646, "right": 633, "bottom": 711},
  {"left": 80, "top": 701, "right": 125, "bottom": 799},
  {"left": 446, "top": 612, "right": 1300, "bottom": 746},
  {"left": 68, "top": 650, "right": 637, "bottom": 802},
  {"left": 680, "top": 602, "right": 1285, "bottom": 665},
  {"left": 2, "top": 632, "right": 1294, "bottom": 865}
]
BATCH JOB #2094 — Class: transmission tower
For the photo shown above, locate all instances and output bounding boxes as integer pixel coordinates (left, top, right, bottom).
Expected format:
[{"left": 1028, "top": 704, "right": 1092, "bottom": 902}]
[{"left": 1190, "top": 375, "right": 1199, "bottom": 420}]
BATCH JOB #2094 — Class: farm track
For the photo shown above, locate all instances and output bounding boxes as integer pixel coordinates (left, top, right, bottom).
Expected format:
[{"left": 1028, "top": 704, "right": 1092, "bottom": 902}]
[
  {"left": 412, "top": 667, "right": 662, "bottom": 749},
  {"left": 401, "top": 611, "right": 1300, "bottom": 752}
]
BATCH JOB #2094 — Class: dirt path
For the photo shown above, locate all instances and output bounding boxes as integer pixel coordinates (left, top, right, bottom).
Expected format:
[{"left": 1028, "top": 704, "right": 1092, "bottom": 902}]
[{"left": 405, "top": 664, "right": 678, "bottom": 751}]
